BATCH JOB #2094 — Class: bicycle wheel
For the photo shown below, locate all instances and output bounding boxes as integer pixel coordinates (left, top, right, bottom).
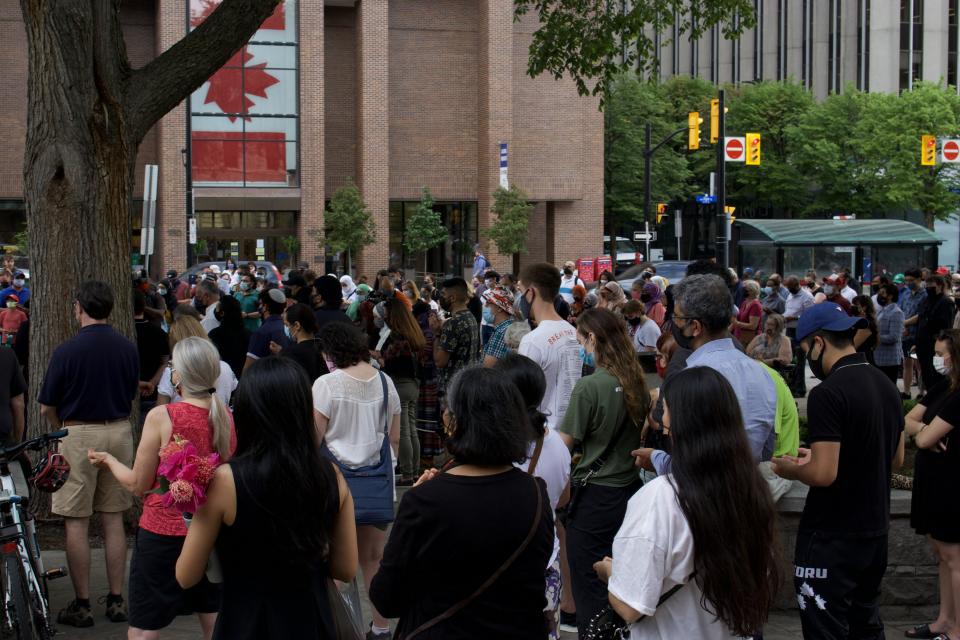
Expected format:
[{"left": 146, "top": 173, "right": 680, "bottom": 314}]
[{"left": 4, "top": 553, "right": 41, "bottom": 640}]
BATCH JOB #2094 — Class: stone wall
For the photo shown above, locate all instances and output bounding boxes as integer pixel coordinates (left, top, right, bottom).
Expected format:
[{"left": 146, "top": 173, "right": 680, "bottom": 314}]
[{"left": 776, "top": 484, "right": 937, "bottom": 618}]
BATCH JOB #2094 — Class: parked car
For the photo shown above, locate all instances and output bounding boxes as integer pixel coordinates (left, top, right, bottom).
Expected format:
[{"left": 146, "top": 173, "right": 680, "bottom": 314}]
[
  {"left": 603, "top": 236, "right": 645, "bottom": 273},
  {"left": 592, "top": 260, "right": 692, "bottom": 295},
  {"left": 181, "top": 261, "right": 283, "bottom": 286}
]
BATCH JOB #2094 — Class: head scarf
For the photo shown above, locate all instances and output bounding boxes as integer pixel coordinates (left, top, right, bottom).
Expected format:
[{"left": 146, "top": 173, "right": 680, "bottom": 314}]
[
  {"left": 340, "top": 275, "right": 357, "bottom": 301},
  {"left": 346, "top": 283, "right": 372, "bottom": 321},
  {"left": 600, "top": 281, "right": 627, "bottom": 311},
  {"left": 650, "top": 275, "right": 668, "bottom": 292},
  {"left": 642, "top": 282, "right": 663, "bottom": 314}
]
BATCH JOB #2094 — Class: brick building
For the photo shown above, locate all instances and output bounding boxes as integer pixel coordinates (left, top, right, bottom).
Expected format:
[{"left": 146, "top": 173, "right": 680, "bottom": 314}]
[{"left": 0, "top": 0, "right": 603, "bottom": 279}]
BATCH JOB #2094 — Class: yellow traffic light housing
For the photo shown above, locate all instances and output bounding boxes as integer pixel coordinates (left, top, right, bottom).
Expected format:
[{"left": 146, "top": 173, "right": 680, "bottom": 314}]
[
  {"left": 688, "top": 112, "right": 703, "bottom": 150},
  {"left": 745, "top": 133, "right": 761, "bottom": 165},
  {"left": 710, "top": 99, "right": 719, "bottom": 144},
  {"left": 656, "top": 203, "right": 667, "bottom": 224},
  {"left": 921, "top": 135, "right": 937, "bottom": 166}
]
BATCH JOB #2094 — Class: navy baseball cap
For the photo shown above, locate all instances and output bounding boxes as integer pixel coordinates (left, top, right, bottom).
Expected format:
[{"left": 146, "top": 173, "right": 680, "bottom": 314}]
[{"left": 796, "top": 301, "right": 866, "bottom": 342}]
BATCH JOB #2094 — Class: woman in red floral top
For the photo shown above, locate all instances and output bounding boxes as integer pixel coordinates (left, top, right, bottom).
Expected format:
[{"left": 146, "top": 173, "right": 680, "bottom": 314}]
[{"left": 90, "top": 337, "right": 236, "bottom": 639}]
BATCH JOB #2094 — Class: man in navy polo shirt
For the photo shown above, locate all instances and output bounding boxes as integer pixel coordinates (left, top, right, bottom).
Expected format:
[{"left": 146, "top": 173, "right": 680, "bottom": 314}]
[
  {"left": 773, "top": 302, "right": 905, "bottom": 640},
  {"left": 0, "top": 271, "right": 30, "bottom": 307},
  {"left": 38, "top": 281, "right": 139, "bottom": 628},
  {"left": 243, "top": 286, "right": 290, "bottom": 372}
]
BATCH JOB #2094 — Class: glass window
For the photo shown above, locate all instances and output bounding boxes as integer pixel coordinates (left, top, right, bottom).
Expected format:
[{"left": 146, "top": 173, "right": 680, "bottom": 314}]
[
  {"left": 873, "top": 247, "right": 926, "bottom": 277},
  {"left": 189, "top": 0, "right": 298, "bottom": 187},
  {"left": 387, "top": 201, "right": 480, "bottom": 277},
  {"left": 740, "top": 245, "right": 777, "bottom": 276}
]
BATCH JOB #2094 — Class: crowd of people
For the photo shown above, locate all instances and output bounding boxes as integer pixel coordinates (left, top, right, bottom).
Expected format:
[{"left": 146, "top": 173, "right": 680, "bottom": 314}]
[{"left": 11, "top": 251, "right": 960, "bottom": 639}]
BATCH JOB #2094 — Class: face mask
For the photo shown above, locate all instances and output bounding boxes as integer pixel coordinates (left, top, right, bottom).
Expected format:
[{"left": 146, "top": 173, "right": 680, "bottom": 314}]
[
  {"left": 5, "top": 302, "right": 15, "bottom": 309},
  {"left": 256, "top": 285, "right": 265, "bottom": 293},
  {"left": 808, "top": 338, "right": 827, "bottom": 381},
  {"left": 214, "top": 309, "right": 224, "bottom": 322},
  {"left": 671, "top": 321, "right": 696, "bottom": 351},
  {"left": 599, "top": 280, "right": 608, "bottom": 287},
  {"left": 157, "top": 287, "right": 167, "bottom": 296},
  {"left": 877, "top": 296, "right": 888, "bottom": 307},
  {"left": 517, "top": 290, "right": 533, "bottom": 321},
  {"left": 374, "top": 316, "right": 385, "bottom": 329},
  {"left": 563, "top": 268, "right": 573, "bottom": 276},
  {"left": 934, "top": 356, "right": 951, "bottom": 375},
  {"left": 627, "top": 316, "right": 642, "bottom": 327},
  {"left": 638, "top": 293, "right": 651, "bottom": 304},
  {"left": 823, "top": 285, "right": 835, "bottom": 296},
  {"left": 578, "top": 345, "right": 595, "bottom": 367},
  {"left": 379, "top": 287, "right": 393, "bottom": 298},
  {"left": 927, "top": 287, "right": 940, "bottom": 297},
  {"left": 240, "top": 282, "right": 251, "bottom": 292},
  {"left": 788, "top": 287, "right": 800, "bottom": 295},
  {"left": 762, "top": 286, "right": 772, "bottom": 296},
  {"left": 438, "top": 296, "right": 451, "bottom": 312},
  {"left": 283, "top": 325, "right": 293, "bottom": 340},
  {"left": 482, "top": 307, "right": 495, "bottom": 324},
  {"left": 907, "top": 281, "right": 919, "bottom": 291},
  {"left": 13, "top": 280, "right": 24, "bottom": 288}
]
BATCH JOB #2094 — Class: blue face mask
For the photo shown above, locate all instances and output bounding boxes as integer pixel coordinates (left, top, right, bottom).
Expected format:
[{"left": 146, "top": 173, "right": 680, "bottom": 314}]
[
  {"left": 482, "top": 307, "right": 495, "bottom": 324},
  {"left": 283, "top": 325, "right": 292, "bottom": 340},
  {"left": 762, "top": 286, "right": 773, "bottom": 297},
  {"left": 578, "top": 345, "right": 595, "bottom": 367}
]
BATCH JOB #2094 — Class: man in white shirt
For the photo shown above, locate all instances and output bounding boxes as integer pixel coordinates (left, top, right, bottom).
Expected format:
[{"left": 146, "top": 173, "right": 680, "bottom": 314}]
[
  {"left": 840, "top": 275, "right": 858, "bottom": 303},
  {"left": 559, "top": 261, "right": 585, "bottom": 305},
  {"left": 518, "top": 263, "right": 582, "bottom": 430},
  {"left": 195, "top": 278, "right": 221, "bottom": 334},
  {"left": 783, "top": 275, "right": 815, "bottom": 397}
]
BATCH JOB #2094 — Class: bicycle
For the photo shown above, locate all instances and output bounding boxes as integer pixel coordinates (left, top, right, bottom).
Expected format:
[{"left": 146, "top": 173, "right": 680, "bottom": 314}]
[{"left": 0, "top": 430, "right": 70, "bottom": 639}]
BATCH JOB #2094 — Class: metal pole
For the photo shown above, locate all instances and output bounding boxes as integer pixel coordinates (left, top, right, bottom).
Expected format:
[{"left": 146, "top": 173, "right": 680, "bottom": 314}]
[
  {"left": 643, "top": 122, "right": 652, "bottom": 262},
  {"left": 717, "top": 89, "right": 728, "bottom": 267},
  {"left": 185, "top": 109, "right": 195, "bottom": 269}
]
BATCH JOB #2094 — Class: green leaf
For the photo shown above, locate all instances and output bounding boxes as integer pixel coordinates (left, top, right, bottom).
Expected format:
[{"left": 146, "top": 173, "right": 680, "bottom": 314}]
[
  {"left": 321, "top": 181, "right": 377, "bottom": 255},
  {"left": 403, "top": 187, "right": 448, "bottom": 255},
  {"left": 485, "top": 185, "right": 535, "bottom": 255}
]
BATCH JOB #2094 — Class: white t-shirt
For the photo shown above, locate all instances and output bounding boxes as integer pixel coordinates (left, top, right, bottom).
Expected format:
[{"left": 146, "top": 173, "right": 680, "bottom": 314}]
[
  {"left": 609, "top": 476, "right": 743, "bottom": 640},
  {"left": 312, "top": 369, "right": 402, "bottom": 468},
  {"left": 201, "top": 304, "right": 221, "bottom": 334},
  {"left": 840, "top": 285, "right": 858, "bottom": 303},
  {"left": 519, "top": 319, "right": 582, "bottom": 430},
  {"left": 630, "top": 318, "right": 661, "bottom": 352},
  {"left": 559, "top": 274, "right": 584, "bottom": 304},
  {"left": 514, "top": 429, "right": 571, "bottom": 568},
  {"left": 157, "top": 362, "right": 238, "bottom": 407}
]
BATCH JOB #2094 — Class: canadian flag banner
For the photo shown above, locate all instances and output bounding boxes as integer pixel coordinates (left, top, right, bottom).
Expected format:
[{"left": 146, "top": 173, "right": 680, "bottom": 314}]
[{"left": 189, "top": 0, "right": 297, "bottom": 186}]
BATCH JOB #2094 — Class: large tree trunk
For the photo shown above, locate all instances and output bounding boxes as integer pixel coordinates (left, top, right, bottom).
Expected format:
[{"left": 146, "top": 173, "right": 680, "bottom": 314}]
[{"left": 18, "top": 0, "right": 283, "bottom": 459}]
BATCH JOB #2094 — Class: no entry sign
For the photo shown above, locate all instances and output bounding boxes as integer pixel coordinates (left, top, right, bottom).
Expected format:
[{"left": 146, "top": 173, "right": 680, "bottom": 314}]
[
  {"left": 943, "top": 139, "right": 960, "bottom": 163},
  {"left": 724, "top": 137, "right": 746, "bottom": 162}
]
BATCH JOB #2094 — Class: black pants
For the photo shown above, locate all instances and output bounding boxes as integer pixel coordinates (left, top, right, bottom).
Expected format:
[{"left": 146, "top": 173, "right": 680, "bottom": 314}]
[
  {"left": 787, "top": 329, "right": 807, "bottom": 397},
  {"left": 794, "top": 531, "right": 887, "bottom": 640},
  {"left": 565, "top": 481, "right": 641, "bottom": 633},
  {"left": 876, "top": 365, "right": 899, "bottom": 387}
]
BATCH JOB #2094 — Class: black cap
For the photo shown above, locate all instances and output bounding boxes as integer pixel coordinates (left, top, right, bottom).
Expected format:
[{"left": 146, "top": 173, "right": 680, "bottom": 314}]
[
  {"left": 283, "top": 274, "right": 307, "bottom": 288},
  {"left": 166, "top": 270, "right": 177, "bottom": 278}
]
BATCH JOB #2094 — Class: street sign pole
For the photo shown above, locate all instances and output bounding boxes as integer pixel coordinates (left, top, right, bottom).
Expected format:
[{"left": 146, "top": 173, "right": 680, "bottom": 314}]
[
  {"left": 675, "top": 210, "right": 682, "bottom": 260},
  {"left": 642, "top": 122, "right": 652, "bottom": 263},
  {"left": 715, "top": 89, "right": 727, "bottom": 267}
]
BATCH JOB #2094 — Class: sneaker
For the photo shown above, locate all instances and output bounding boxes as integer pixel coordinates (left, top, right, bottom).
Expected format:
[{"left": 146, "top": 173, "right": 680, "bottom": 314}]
[
  {"left": 559, "top": 610, "right": 578, "bottom": 633},
  {"left": 366, "top": 628, "right": 391, "bottom": 640},
  {"left": 99, "top": 594, "right": 127, "bottom": 623},
  {"left": 57, "top": 600, "right": 93, "bottom": 628}
]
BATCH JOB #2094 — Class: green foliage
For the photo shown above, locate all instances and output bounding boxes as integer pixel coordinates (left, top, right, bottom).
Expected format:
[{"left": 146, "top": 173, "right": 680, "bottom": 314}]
[
  {"left": 281, "top": 235, "right": 300, "bottom": 261},
  {"left": 403, "top": 188, "right": 448, "bottom": 256},
  {"left": 515, "top": 0, "right": 754, "bottom": 103},
  {"left": 322, "top": 182, "right": 376, "bottom": 259},
  {"left": 13, "top": 229, "right": 27, "bottom": 255},
  {"left": 486, "top": 186, "right": 534, "bottom": 255}
]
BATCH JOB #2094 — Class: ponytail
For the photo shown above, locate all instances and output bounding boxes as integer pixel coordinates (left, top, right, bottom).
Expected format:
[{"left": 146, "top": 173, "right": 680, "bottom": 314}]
[{"left": 208, "top": 391, "right": 232, "bottom": 459}]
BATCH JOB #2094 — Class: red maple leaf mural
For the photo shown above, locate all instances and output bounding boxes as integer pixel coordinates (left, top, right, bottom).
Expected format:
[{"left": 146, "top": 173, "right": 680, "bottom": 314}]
[
  {"left": 190, "top": 0, "right": 285, "bottom": 30},
  {"left": 202, "top": 47, "right": 279, "bottom": 122}
]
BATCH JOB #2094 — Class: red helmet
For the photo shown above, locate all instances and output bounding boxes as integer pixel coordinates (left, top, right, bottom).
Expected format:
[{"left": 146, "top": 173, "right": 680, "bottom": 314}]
[{"left": 32, "top": 451, "right": 70, "bottom": 493}]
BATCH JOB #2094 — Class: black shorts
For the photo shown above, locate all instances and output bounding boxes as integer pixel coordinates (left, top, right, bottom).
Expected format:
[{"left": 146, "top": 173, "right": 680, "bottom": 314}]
[{"left": 129, "top": 528, "right": 221, "bottom": 630}]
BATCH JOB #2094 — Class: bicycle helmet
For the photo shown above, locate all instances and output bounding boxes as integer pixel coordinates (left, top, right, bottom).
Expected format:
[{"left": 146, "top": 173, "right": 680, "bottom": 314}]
[{"left": 32, "top": 451, "right": 70, "bottom": 493}]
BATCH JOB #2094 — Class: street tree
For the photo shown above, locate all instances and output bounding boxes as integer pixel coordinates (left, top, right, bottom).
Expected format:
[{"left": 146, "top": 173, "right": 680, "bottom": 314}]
[
  {"left": 486, "top": 185, "right": 534, "bottom": 274},
  {"left": 515, "top": 0, "right": 753, "bottom": 101},
  {"left": 322, "top": 182, "right": 376, "bottom": 275},
  {"left": 19, "top": 0, "right": 283, "bottom": 440},
  {"left": 403, "top": 188, "right": 447, "bottom": 275}
]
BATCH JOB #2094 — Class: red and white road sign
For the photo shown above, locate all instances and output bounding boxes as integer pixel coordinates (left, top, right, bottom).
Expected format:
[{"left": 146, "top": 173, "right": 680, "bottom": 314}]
[
  {"left": 724, "top": 137, "right": 746, "bottom": 162},
  {"left": 943, "top": 139, "right": 960, "bottom": 163}
]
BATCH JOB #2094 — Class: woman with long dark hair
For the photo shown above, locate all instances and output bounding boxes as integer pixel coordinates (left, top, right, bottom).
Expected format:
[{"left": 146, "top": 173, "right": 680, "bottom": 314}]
[
  {"left": 495, "top": 354, "right": 571, "bottom": 640},
  {"left": 594, "top": 366, "right": 780, "bottom": 638},
  {"left": 558, "top": 307, "right": 649, "bottom": 632},
  {"left": 274, "top": 303, "right": 326, "bottom": 381},
  {"left": 207, "top": 295, "right": 250, "bottom": 380},
  {"left": 379, "top": 297, "right": 426, "bottom": 484},
  {"left": 175, "top": 357, "right": 358, "bottom": 639}
]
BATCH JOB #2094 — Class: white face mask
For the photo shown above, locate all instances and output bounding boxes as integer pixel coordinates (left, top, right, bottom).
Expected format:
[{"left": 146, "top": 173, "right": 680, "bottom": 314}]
[
  {"left": 12, "top": 280, "right": 24, "bottom": 288},
  {"left": 934, "top": 356, "right": 951, "bottom": 375},
  {"left": 823, "top": 285, "right": 835, "bottom": 296}
]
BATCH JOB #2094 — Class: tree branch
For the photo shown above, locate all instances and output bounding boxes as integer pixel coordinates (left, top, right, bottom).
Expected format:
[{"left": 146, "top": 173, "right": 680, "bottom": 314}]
[{"left": 124, "top": 0, "right": 282, "bottom": 142}]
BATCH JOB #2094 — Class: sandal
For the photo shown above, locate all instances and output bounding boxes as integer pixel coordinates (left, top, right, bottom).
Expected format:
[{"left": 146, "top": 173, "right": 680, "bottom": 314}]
[{"left": 906, "top": 625, "right": 939, "bottom": 639}]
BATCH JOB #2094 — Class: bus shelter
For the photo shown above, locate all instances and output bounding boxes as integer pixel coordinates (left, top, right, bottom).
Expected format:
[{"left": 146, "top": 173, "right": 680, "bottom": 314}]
[{"left": 731, "top": 219, "right": 942, "bottom": 283}]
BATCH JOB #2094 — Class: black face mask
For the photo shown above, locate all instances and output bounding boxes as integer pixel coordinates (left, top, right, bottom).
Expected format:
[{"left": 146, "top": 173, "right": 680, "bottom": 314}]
[
  {"left": 808, "top": 338, "right": 827, "bottom": 381},
  {"left": 563, "top": 268, "right": 573, "bottom": 276},
  {"left": 517, "top": 290, "right": 534, "bottom": 321},
  {"left": 877, "top": 296, "right": 888, "bottom": 307},
  {"left": 671, "top": 321, "right": 696, "bottom": 350},
  {"left": 640, "top": 293, "right": 651, "bottom": 303},
  {"left": 627, "top": 316, "right": 643, "bottom": 327},
  {"left": 788, "top": 287, "right": 800, "bottom": 295},
  {"left": 439, "top": 296, "right": 452, "bottom": 312},
  {"left": 927, "top": 287, "right": 941, "bottom": 298}
]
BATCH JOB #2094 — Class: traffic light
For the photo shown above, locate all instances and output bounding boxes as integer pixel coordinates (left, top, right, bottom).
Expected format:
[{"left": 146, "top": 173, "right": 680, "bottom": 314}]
[
  {"left": 710, "top": 99, "right": 719, "bottom": 144},
  {"left": 745, "top": 133, "right": 761, "bottom": 165},
  {"left": 656, "top": 203, "right": 667, "bottom": 224},
  {"left": 688, "top": 112, "right": 703, "bottom": 150},
  {"left": 922, "top": 135, "right": 937, "bottom": 166}
]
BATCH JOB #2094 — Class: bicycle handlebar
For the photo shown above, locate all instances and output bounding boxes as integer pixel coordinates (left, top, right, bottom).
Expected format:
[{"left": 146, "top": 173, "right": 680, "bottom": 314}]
[{"left": 0, "top": 429, "right": 68, "bottom": 463}]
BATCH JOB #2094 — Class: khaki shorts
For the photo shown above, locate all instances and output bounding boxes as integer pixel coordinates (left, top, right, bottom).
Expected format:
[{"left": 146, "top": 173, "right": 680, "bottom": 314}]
[{"left": 52, "top": 421, "right": 134, "bottom": 518}]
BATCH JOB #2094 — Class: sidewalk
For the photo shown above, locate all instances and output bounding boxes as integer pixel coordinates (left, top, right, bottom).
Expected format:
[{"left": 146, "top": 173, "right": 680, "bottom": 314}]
[{"left": 48, "top": 550, "right": 924, "bottom": 639}]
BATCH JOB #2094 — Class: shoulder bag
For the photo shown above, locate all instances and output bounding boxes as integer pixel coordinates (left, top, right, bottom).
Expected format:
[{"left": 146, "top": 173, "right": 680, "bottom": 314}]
[
  {"left": 400, "top": 474, "right": 544, "bottom": 639},
  {"left": 582, "top": 573, "right": 695, "bottom": 640},
  {"left": 320, "top": 372, "right": 395, "bottom": 525},
  {"left": 558, "top": 415, "right": 634, "bottom": 526}
]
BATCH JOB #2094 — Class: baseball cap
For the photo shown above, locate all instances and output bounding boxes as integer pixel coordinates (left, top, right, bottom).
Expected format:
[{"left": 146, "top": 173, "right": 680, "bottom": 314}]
[
  {"left": 481, "top": 287, "right": 514, "bottom": 315},
  {"left": 266, "top": 288, "right": 286, "bottom": 305},
  {"left": 893, "top": 273, "right": 905, "bottom": 284},
  {"left": 166, "top": 270, "right": 178, "bottom": 279},
  {"left": 796, "top": 301, "right": 866, "bottom": 342},
  {"left": 209, "top": 264, "right": 221, "bottom": 274},
  {"left": 6, "top": 294, "right": 18, "bottom": 303},
  {"left": 283, "top": 274, "right": 306, "bottom": 288},
  {"left": 936, "top": 266, "right": 951, "bottom": 276}
]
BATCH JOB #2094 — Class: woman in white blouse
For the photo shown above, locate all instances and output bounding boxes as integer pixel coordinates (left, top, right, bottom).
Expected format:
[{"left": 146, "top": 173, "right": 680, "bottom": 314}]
[
  {"left": 313, "top": 322, "right": 400, "bottom": 640},
  {"left": 594, "top": 366, "right": 779, "bottom": 639}
]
